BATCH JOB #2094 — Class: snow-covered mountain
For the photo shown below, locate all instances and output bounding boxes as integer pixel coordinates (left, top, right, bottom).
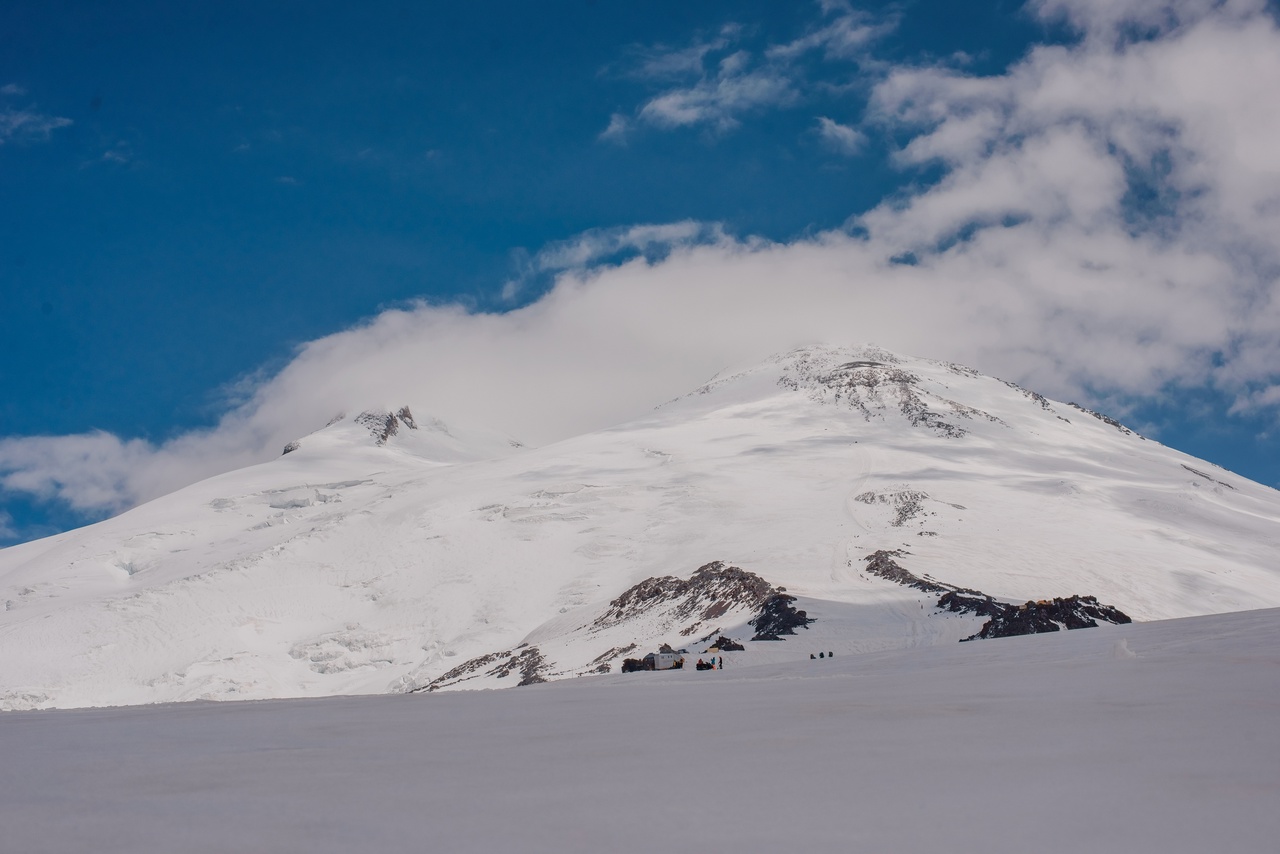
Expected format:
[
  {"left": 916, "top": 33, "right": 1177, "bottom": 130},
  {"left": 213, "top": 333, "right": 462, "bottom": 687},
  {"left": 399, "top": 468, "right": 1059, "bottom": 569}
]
[{"left": 3, "top": 346, "right": 1279, "bottom": 709}]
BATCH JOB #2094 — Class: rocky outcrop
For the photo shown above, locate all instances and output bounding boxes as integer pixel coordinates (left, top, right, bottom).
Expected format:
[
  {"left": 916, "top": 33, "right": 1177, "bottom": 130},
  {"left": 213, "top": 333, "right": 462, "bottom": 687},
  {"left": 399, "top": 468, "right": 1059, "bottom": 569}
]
[
  {"left": 1067, "top": 403, "right": 1143, "bottom": 438},
  {"left": 414, "top": 644, "right": 548, "bottom": 692},
  {"left": 776, "top": 349, "right": 1002, "bottom": 438},
  {"left": 750, "top": 593, "right": 814, "bottom": 640},
  {"left": 593, "top": 561, "right": 775, "bottom": 633},
  {"left": 962, "top": 596, "right": 1132, "bottom": 641},
  {"left": 862, "top": 550, "right": 1131, "bottom": 642},
  {"left": 864, "top": 549, "right": 950, "bottom": 594},
  {"left": 355, "top": 406, "right": 419, "bottom": 445},
  {"left": 854, "top": 491, "right": 931, "bottom": 527}
]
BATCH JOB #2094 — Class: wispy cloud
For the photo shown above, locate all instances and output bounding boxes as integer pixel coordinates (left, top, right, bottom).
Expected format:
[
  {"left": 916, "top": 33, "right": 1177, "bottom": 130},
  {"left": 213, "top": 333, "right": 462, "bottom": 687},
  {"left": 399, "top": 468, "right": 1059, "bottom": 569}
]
[
  {"left": 625, "top": 25, "right": 740, "bottom": 80},
  {"left": 4, "top": 0, "right": 1280, "bottom": 524},
  {"left": 766, "top": 3, "right": 895, "bottom": 62},
  {"left": 0, "top": 85, "right": 72, "bottom": 145},
  {"left": 598, "top": 113, "right": 630, "bottom": 143},
  {"left": 1229, "top": 384, "right": 1280, "bottom": 415},
  {"left": 502, "top": 221, "right": 725, "bottom": 301},
  {"left": 605, "top": 3, "right": 890, "bottom": 138},
  {"left": 815, "top": 116, "right": 866, "bottom": 154},
  {"left": 636, "top": 52, "right": 799, "bottom": 132}
]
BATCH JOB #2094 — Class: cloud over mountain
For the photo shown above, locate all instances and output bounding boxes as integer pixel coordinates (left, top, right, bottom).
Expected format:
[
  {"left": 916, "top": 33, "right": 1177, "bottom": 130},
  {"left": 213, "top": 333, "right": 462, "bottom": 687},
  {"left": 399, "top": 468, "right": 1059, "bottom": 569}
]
[{"left": 2, "top": 0, "right": 1278, "bottom": 525}]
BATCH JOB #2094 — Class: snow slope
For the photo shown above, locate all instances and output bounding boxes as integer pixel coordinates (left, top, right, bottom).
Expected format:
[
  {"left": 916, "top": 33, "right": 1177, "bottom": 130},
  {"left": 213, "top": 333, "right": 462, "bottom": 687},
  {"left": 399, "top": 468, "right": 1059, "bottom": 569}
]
[
  {"left": 2, "top": 346, "right": 1278, "bottom": 709},
  {"left": 2, "top": 607, "right": 1277, "bottom": 853}
]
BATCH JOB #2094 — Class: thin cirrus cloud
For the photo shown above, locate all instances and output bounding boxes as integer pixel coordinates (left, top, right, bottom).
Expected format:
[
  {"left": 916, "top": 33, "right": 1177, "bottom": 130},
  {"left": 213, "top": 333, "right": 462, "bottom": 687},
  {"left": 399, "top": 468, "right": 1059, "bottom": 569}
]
[
  {"left": 604, "top": 4, "right": 885, "bottom": 137},
  {"left": 635, "top": 51, "right": 800, "bottom": 132},
  {"left": 0, "top": 85, "right": 71, "bottom": 145},
  {"left": 3, "top": 0, "right": 1280, "bottom": 527},
  {"left": 501, "top": 221, "right": 726, "bottom": 302},
  {"left": 765, "top": 3, "right": 894, "bottom": 62}
]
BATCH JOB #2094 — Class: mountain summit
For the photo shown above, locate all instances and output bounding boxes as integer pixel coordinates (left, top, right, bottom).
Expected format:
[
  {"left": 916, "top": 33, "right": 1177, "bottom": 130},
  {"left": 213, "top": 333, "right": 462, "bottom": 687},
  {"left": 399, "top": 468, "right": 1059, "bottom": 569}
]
[{"left": 2, "top": 346, "right": 1278, "bottom": 708}]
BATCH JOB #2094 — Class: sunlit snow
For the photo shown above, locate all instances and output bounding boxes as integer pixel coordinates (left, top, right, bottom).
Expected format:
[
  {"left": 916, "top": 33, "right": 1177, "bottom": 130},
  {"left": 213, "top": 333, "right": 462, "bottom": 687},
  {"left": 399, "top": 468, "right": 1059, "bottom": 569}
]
[{"left": 1, "top": 346, "right": 1278, "bottom": 709}]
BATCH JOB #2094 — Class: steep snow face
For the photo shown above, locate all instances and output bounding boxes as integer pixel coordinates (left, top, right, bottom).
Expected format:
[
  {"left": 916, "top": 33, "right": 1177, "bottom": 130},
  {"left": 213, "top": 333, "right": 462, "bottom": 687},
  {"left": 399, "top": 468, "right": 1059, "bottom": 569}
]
[{"left": 2, "top": 346, "right": 1279, "bottom": 709}]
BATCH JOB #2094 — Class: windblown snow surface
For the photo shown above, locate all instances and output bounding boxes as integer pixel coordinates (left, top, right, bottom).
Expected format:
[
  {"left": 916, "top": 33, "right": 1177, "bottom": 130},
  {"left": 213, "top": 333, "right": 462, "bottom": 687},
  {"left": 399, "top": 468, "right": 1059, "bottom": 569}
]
[
  {"left": 1, "top": 608, "right": 1277, "bottom": 853},
  {"left": 1, "top": 346, "right": 1279, "bottom": 709}
]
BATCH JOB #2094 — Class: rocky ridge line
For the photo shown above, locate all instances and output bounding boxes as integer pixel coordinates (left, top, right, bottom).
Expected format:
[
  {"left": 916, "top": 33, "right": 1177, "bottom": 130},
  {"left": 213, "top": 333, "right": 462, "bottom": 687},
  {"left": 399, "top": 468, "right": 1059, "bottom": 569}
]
[{"left": 863, "top": 550, "right": 1131, "bottom": 641}]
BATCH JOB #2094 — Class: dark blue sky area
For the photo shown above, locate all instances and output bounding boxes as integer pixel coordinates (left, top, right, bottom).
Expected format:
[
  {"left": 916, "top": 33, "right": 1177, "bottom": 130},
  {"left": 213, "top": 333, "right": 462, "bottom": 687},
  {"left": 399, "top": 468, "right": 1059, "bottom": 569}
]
[{"left": 1, "top": 1, "right": 1040, "bottom": 440}]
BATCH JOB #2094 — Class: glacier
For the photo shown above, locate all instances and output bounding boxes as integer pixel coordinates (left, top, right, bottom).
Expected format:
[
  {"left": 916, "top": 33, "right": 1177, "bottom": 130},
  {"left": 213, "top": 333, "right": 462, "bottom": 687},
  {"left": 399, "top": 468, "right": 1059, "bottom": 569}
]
[{"left": 1, "top": 345, "right": 1278, "bottom": 709}]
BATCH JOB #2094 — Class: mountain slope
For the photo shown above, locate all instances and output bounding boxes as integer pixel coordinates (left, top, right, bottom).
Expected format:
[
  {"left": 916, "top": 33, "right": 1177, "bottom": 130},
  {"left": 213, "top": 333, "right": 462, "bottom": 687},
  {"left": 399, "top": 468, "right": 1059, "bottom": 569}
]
[{"left": 2, "top": 346, "right": 1278, "bottom": 709}]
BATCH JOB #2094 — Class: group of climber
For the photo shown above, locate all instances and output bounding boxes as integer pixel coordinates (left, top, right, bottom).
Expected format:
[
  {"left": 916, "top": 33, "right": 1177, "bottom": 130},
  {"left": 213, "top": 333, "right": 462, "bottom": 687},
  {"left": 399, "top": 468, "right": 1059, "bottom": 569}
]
[
  {"left": 695, "top": 656, "right": 723, "bottom": 671},
  {"left": 810, "top": 651, "right": 834, "bottom": 659}
]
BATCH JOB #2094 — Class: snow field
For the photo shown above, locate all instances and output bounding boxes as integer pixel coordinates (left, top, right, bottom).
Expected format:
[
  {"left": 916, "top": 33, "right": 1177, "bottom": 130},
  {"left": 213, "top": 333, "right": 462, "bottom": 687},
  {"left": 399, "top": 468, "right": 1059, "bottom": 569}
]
[
  {"left": 2, "top": 346, "right": 1279, "bottom": 708},
  {"left": 1, "top": 606, "right": 1277, "bottom": 853}
]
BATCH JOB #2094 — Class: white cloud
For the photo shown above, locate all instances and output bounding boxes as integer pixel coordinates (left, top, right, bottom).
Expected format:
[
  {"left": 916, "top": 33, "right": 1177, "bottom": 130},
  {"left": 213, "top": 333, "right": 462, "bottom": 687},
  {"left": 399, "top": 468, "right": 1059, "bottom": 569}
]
[
  {"left": 1031, "top": 0, "right": 1265, "bottom": 38},
  {"left": 637, "top": 63, "right": 798, "bottom": 132},
  {"left": 767, "top": 5, "right": 893, "bottom": 61},
  {"left": 1229, "top": 384, "right": 1280, "bottom": 415},
  {"left": 0, "top": 108, "right": 72, "bottom": 145},
  {"left": 627, "top": 26, "right": 740, "bottom": 80},
  {"left": 0, "top": 84, "right": 71, "bottom": 144},
  {"left": 815, "top": 116, "right": 866, "bottom": 154},
  {"left": 598, "top": 113, "right": 630, "bottom": 143},
  {"left": 617, "top": 4, "right": 890, "bottom": 135},
  {"left": 4, "top": 0, "right": 1280, "bottom": 524},
  {"left": 502, "top": 222, "right": 725, "bottom": 301}
]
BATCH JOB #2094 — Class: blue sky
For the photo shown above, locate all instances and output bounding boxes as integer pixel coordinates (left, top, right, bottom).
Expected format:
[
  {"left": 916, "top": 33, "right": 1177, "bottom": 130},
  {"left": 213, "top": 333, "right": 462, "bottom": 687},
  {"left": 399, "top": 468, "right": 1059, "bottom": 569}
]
[{"left": 2, "top": 0, "right": 1279, "bottom": 545}]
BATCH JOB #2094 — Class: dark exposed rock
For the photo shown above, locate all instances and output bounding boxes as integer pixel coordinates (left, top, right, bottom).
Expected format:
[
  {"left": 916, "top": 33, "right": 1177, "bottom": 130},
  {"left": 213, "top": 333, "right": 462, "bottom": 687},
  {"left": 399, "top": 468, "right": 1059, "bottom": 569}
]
[
  {"left": 395, "top": 405, "right": 417, "bottom": 430},
  {"left": 937, "top": 590, "right": 1005, "bottom": 619},
  {"left": 414, "top": 644, "right": 548, "bottom": 691},
  {"left": 750, "top": 593, "right": 814, "bottom": 640},
  {"left": 1067, "top": 403, "right": 1143, "bottom": 438},
  {"left": 591, "top": 647, "right": 637, "bottom": 665},
  {"left": 711, "top": 635, "right": 744, "bottom": 651},
  {"left": 1182, "top": 464, "right": 1235, "bottom": 489},
  {"left": 863, "top": 550, "right": 948, "bottom": 594},
  {"left": 491, "top": 646, "right": 548, "bottom": 686},
  {"left": 586, "top": 644, "right": 639, "bottom": 674},
  {"left": 414, "top": 649, "right": 511, "bottom": 692},
  {"left": 355, "top": 406, "right": 420, "bottom": 446},
  {"left": 855, "top": 491, "right": 930, "bottom": 527},
  {"left": 774, "top": 350, "right": 1001, "bottom": 438},
  {"left": 281, "top": 440, "right": 301, "bottom": 456},
  {"left": 593, "top": 561, "right": 775, "bottom": 631},
  {"left": 599, "top": 562, "right": 814, "bottom": 643},
  {"left": 862, "top": 550, "right": 1132, "bottom": 643},
  {"left": 999, "top": 378, "right": 1055, "bottom": 410},
  {"left": 962, "top": 596, "right": 1132, "bottom": 641}
]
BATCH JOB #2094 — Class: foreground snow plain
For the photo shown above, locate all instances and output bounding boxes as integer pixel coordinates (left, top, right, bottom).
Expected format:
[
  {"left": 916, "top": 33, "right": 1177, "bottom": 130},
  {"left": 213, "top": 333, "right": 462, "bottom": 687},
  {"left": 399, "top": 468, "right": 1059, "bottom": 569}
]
[
  {"left": 2, "top": 346, "right": 1280, "bottom": 708},
  {"left": 2, "top": 607, "right": 1277, "bottom": 854}
]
